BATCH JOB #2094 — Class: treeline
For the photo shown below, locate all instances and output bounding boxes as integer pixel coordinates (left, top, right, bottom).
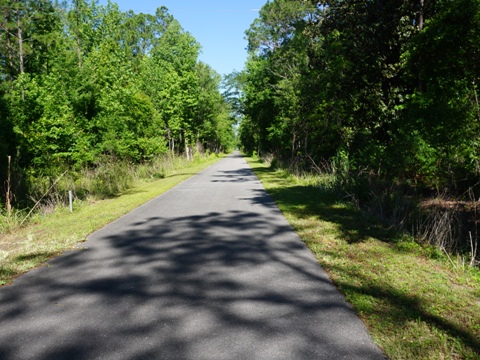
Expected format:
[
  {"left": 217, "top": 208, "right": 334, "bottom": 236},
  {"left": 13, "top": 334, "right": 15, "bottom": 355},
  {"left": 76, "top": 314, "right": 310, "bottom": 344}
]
[
  {"left": 239, "top": 0, "right": 480, "bottom": 195},
  {"left": 0, "top": 0, "right": 235, "bottom": 205}
]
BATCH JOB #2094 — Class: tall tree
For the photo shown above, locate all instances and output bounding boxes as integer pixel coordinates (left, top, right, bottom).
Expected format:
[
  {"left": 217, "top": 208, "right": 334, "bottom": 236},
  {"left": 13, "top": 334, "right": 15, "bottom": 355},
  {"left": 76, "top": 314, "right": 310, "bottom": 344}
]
[
  {"left": 0, "top": 0, "right": 233, "bottom": 204},
  {"left": 241, "top": 0, "right": 480, "bottom": 191},
  {"left": 150, "top": 19, "right": 200, "bottom": 158}
]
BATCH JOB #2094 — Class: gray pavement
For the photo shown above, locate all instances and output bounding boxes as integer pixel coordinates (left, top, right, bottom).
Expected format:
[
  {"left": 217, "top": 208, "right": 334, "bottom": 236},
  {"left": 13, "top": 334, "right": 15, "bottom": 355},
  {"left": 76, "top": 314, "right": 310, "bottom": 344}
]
[{"left": 0, "top": 153, "right": 385, "bottom": 359}]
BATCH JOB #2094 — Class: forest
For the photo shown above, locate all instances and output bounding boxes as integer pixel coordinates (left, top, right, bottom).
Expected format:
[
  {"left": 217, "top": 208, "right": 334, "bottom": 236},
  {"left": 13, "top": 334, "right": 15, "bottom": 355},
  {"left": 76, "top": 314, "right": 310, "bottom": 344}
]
[
  {"left": 1, "top": 0, "right": 480, "bottom": 261},
  {"left": 0, "top": 0, "right": 235, "bottom": 211},
  {"left": 239, "top": 0, "right": 480, "bottom": 260}
]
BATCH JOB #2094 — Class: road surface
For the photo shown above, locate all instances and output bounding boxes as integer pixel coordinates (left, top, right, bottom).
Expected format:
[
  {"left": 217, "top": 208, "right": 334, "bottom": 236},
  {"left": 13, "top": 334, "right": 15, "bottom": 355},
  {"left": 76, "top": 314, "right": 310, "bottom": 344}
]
[{"left": 0, "top": 153, "right": 385, "bottom": 359}]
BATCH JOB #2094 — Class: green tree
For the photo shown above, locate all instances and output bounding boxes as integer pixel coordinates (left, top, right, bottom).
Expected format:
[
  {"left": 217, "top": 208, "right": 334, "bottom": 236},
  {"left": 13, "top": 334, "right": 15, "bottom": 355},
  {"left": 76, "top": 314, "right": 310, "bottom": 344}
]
[
  {"left": 150, "top": 19, "right": 200, "bottom": 158},
  {"left": 242, "top": 0, "right": 318, "bottom": 162},
  {"left": 402, "top": 0, "right": 480, "bottom": 188},
  {"left": 0, "top": 0, "right": 229, "bottom": 205},
  {"left": 194, "top": 62, "right": 234, "bottom": 153}
]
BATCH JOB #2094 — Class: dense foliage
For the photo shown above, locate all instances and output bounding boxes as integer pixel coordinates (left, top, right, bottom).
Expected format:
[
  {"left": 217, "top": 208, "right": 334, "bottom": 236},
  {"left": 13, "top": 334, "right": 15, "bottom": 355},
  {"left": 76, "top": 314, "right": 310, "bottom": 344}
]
[
  {"left": 240, "top": 0, "right": 480, "bottom": 194},
  {"left": 0, "top": 0, "right": 235, "bottom": 204}
]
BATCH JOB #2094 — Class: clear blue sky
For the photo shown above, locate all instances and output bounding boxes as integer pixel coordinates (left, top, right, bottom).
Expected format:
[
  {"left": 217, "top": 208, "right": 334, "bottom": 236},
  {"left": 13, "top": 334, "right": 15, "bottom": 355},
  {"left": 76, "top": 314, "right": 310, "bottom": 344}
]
[{"left": 96, "top": 0, "right": 268, "bottom": 77}]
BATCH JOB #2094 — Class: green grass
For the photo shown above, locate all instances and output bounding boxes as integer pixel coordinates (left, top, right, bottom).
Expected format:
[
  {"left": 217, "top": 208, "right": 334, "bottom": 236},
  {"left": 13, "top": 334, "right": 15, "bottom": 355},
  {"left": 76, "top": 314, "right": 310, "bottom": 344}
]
[
  {"left": 247, "top": 157, "right": 480, "bottom": 360},
  {"left": 0, "top": 154, "right": 222, "bottom": 286}
]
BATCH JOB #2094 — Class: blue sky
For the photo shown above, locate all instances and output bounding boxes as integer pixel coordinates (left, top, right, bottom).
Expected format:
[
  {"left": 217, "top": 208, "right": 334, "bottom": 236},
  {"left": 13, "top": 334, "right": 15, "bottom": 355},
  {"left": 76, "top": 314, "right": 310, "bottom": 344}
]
[{"left": 96, "top": 0, "right": 268, "bottom": 77}]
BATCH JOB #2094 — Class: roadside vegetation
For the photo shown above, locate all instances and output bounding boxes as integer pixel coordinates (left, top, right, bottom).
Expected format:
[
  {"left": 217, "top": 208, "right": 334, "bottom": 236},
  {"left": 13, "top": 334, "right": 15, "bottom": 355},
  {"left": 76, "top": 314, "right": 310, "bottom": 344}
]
[
  {"left": 0, "top": 154, "right": 222, "bottom": 286},
  {"left": 236, "top": 0, "right": 480, "bottom": 272},
  {"left": 247, "top": 156, "right": 480, "bottom": 360}
]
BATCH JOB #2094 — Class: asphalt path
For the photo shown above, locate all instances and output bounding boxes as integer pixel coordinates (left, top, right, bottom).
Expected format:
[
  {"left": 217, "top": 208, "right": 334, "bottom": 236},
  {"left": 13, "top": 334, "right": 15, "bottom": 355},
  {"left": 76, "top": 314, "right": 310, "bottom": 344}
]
[{"left": 0, "top": 153, "right": 385, "bottom": 360}]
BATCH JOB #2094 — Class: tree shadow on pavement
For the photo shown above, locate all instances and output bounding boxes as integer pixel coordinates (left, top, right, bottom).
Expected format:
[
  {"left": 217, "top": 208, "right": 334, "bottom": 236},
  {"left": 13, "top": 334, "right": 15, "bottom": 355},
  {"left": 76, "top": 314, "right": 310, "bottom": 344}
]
[
  {"left": 248, "top": 162, "right": 480, "bottom": 357},
  {"left": 0, "top": 203, "right": 384, "bottom": 359}
]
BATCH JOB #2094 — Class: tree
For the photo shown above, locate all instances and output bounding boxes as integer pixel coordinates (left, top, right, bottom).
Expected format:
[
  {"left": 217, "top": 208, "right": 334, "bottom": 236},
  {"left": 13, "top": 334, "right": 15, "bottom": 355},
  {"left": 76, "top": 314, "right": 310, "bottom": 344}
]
[
  {"left": 0, "top": 0, "right": 231, "bottom": 204},
  {"left": 402, "top": 0, "right": 480, "bottom": 188},
  {"left": 0, "top": 0, "right": 59, "bottom": 78},
  {"left": 195, "top": 62, "right": 235, "bottom": 153},
  {"left": 150, "top": 19, "right": 200, "bottom": 159},
  {"left": 240, "top": 0, "right": 480, "bottom": 192}
]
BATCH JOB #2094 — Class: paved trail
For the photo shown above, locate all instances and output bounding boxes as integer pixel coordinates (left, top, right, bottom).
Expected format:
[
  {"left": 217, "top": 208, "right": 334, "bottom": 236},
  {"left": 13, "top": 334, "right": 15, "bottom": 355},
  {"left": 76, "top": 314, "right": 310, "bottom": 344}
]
[{"left": 0, "top": 153, "right": 385, "bottom": 359}]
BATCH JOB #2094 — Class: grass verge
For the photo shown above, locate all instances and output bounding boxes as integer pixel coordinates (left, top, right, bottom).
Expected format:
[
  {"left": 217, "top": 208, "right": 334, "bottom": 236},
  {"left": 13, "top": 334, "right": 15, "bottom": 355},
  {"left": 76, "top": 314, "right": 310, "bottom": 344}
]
[
  {"left": 247, "top": 157, "right": 480, "bottom": 360},
  {"left": 0, "top": 154, "right": 222, "bottom": 286}
]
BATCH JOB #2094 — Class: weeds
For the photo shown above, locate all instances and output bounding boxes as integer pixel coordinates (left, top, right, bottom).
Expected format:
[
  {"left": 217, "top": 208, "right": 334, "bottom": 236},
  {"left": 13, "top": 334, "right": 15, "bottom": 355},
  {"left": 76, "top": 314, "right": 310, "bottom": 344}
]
[
  {"left": 0, "top": 208, "right": 27, "bottom": 234},
  {"left": 1, "top": 153, "right": 220, "bottom": 234},
  {"left": 270, "top": 151, "right": 480, "bottom": 266},
  {"left": 308, "top": 151, "right": 480, "bottom": 269}
]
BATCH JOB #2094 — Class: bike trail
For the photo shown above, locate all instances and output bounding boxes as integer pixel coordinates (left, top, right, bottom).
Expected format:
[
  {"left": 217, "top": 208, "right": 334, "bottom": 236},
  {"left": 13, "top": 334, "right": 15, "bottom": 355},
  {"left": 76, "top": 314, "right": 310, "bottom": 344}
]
[{"left": 0, "top": 153, "right": 385, "bottom": 359}]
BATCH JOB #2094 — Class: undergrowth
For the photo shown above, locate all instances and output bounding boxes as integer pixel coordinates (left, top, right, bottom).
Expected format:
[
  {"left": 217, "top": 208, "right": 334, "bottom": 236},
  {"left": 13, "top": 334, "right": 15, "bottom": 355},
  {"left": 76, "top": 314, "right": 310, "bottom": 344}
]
[
  {"left": 0, "top": 153, "right": 210, "bottom": 233},
  {"left": 265, "top": 151, "right": 480, "bottom": 268}
]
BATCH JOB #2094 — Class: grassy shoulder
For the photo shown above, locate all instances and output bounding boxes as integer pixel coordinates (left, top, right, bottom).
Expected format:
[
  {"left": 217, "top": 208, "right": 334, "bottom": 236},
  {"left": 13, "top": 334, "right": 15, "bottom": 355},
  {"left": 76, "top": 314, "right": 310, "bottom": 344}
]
[
  {"left": 246, "top": 157, "right": 480, "bottom": 360},
  {"left": 0, "top": 154, "right": 222, "bottom": 286}
]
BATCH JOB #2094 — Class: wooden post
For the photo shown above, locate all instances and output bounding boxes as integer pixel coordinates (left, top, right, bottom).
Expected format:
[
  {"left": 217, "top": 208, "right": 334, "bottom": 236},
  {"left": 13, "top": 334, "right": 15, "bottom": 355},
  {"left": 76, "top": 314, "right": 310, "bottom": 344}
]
[
  {"left": 69, "top": 190, "right": 73, "bottom": 213},
  {"left": 6, "top": 155, "right": 11, "bottom": 216}
]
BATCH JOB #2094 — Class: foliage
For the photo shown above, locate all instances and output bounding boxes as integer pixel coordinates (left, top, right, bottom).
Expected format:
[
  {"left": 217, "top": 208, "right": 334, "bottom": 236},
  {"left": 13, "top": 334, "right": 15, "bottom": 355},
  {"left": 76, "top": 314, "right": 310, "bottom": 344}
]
[
  {"left": 238, "top": 0, "right": 480, "bottom": 261},
  {"left": 239, "top": 0, "right": 480, "bottom": 192},
  {"left": 0, "top": 0, "right": 234, "bottom": 207}
]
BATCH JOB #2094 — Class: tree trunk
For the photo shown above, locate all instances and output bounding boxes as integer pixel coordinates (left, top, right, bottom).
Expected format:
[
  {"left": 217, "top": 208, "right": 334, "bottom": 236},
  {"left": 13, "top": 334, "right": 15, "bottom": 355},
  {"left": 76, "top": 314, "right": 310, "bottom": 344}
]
[
  {"left": 5, "top": 155, "right": 12, "bottom": 216},
  {"left": 6, "top": 26, "right": 14, "bottom": 73},
  {"left": 185, "top": 144, "right": 192, "bottom": 160},
  {"left": 0, "top": 9, "right": 15, "bottom": 76},
  {"left": 417, "top": 0, "right": 425, "bottom": 92},
  {"left": 74, "top": 0, "right": 83, "bottom": 69},
  {"left": 15, "top": 5, "right": 24, "bottom": 100},
  {"left": 16, "top": 9, "right": 23, "bottom": 74},
  {"left": 418, "top": 0, "right": 424, "bottom": 30},
  {"left": 291, "top": 132, "right": 296, "bottom": 161}
]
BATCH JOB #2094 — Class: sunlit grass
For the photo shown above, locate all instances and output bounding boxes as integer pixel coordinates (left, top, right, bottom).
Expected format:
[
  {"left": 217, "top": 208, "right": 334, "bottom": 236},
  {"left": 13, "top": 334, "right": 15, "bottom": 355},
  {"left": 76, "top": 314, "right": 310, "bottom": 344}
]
[
  {"left": 247, "top": 157, "right": 480, "bottom": 360},
  {"left": 0, "top": 154, "right": 222, "bottom": 286}
]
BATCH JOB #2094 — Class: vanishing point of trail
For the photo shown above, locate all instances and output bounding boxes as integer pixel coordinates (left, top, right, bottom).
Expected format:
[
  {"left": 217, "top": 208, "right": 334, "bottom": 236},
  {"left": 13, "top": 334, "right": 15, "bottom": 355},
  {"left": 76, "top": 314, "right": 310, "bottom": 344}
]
[{"left": 0, "top": 153, "right": 385, "bottom": 359}]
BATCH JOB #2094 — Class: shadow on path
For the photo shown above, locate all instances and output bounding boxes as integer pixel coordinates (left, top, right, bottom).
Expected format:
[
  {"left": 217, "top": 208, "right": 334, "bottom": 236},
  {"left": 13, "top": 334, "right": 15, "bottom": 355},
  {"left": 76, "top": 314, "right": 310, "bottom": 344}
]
[
  {"left": 0, "top": 156, "right": 385, "bottom": 360},
  {"left": 249, "top": 163, "right": 480, "bottom": 356}
]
